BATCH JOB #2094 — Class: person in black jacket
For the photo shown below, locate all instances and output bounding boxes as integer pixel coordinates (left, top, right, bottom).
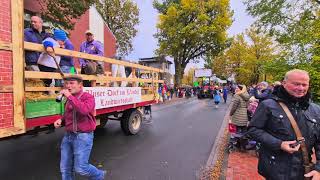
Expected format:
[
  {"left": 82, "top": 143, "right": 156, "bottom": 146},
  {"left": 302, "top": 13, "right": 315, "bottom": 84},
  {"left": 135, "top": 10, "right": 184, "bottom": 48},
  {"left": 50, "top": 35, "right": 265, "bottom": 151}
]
[
  {"left": 252, "top": 81, "right": 273, "bottom": 101},
  {"left": 249, "top": 69, "right": 320, "bottom": 180}
]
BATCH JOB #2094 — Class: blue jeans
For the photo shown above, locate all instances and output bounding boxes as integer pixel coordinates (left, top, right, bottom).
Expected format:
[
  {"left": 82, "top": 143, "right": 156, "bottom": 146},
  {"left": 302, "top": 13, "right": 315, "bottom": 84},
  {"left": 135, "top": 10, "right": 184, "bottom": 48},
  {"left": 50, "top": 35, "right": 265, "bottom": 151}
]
[{"left": 60, "top": 132, "right": 104, "bottom": 180}]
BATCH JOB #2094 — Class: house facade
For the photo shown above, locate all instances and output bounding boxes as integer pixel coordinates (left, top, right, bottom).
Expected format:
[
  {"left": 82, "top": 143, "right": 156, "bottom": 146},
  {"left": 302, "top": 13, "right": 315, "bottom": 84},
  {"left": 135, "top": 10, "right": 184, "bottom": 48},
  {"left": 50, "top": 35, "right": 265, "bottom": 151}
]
[{"left": 139, "top": 56, "right": 174, "bottom": 85}]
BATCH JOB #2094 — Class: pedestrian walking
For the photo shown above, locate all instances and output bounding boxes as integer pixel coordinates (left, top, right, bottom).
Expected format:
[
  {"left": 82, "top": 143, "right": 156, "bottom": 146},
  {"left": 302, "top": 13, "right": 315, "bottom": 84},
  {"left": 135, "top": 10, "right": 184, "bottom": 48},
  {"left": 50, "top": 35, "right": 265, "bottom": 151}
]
[
  {"left": 229, "top": 85, "right": 250, "bottom": 132},
  {"left": 213, "top": 87, "right": 222, "bottom": 108},
  {"left": 249, "top": 69, "right": 320, "bottom": 180},
  {"left": 54, "top": 75, "right": 106, "bottom": 180},
  {"left": 223, "top": 85, "right": 228, "bottom": 103}
]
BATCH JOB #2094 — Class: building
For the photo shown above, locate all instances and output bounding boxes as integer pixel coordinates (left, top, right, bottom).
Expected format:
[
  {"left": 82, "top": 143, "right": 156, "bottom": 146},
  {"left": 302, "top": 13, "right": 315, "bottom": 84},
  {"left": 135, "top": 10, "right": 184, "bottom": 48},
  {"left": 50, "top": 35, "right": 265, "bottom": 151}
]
[
  {"left": 139, "top": 56, "right": 174, "bottom": 85},
  {"left": 24, "top": 0, "right": 117, "bottom": 71}
]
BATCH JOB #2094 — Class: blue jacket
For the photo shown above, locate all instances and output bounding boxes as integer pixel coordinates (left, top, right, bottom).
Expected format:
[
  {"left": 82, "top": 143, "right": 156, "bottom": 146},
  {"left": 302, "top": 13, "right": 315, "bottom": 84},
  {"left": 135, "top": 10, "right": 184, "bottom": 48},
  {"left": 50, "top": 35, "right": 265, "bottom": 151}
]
[
  {"left": 24, "top": 28, "right": 49, "bottom": 65},
  {"left": 60, "top": 39, "right": 74, "bottom": 67},
  {"left": 253, "top": 88, "right": 272, "bottom": 101}
]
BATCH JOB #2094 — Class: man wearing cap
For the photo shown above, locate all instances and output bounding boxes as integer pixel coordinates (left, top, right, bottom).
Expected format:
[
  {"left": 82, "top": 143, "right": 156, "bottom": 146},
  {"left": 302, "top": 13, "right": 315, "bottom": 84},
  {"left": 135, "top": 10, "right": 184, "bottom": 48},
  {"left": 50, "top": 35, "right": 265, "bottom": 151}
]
[
  {"left": 79, "top": 30, "right": 104, "bottom": 86},
  {"left": 24, "top": 16, "right": 50, "bottom": 71},
  {"left": 54, "top": 75, "right": 106, "bottom": 180}
]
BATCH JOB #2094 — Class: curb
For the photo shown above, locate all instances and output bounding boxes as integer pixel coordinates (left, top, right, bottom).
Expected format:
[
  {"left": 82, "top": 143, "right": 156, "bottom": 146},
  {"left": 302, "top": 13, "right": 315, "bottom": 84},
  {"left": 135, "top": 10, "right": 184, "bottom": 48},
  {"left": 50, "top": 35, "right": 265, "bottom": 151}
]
[{"left": 206, "top": 106, "right": 230, "bottom": 167}]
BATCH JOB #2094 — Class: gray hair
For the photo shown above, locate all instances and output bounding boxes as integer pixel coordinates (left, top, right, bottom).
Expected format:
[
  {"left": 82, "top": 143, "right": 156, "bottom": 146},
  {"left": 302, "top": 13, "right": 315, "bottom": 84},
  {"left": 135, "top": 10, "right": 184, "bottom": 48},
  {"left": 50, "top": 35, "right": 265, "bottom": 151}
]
[
  {"left": 284, "top": 69, "right": 309, "bottom": 81},
  {"left": 31, "top": 15, "right": 43, "bottom": 23}
]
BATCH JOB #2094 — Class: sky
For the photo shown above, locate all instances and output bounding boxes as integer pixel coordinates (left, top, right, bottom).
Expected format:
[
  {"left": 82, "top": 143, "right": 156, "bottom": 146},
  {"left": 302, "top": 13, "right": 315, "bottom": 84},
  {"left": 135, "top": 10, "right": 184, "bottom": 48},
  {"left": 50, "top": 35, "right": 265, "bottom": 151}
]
[{"left": 126, "top": 0, "right": 255, "bottom": 73}]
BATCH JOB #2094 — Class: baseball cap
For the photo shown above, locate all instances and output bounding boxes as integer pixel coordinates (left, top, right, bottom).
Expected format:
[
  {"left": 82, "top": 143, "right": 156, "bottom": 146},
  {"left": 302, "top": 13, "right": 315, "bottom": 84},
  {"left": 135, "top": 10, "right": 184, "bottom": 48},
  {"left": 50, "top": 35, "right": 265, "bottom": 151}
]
[{"left": 85, "top": 30, "right": 94, "bottom": 35}]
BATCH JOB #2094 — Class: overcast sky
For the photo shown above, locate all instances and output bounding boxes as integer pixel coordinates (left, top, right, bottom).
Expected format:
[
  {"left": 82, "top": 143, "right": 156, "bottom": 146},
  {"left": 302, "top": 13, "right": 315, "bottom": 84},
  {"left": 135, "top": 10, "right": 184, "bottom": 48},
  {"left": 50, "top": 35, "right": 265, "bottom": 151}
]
[{"left": 126, "top": 0, "right": 255, "bottom": 73}]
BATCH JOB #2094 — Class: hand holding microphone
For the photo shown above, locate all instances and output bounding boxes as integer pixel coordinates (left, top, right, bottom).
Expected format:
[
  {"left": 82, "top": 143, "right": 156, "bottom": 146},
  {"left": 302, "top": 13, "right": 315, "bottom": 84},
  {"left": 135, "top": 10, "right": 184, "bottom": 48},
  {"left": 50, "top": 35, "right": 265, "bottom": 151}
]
[{"left": 56, "top": 89, "right": 72, "bottom": 102}]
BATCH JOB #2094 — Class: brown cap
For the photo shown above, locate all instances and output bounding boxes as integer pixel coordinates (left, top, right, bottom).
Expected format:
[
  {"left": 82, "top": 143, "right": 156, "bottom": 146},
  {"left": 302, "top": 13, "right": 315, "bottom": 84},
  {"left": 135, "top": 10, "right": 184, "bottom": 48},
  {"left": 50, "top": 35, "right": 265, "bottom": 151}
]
[
  {"left": 63, "top": 75, "right": 83, "bottom": 82},
  {"left": 85, "top": 30, "right": 94, "bottom": 35}
]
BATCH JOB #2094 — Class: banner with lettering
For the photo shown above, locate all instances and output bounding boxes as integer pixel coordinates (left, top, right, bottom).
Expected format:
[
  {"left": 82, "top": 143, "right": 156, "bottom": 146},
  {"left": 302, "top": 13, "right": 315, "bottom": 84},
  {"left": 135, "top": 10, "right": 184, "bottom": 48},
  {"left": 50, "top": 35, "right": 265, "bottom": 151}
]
[{"left": 83, "top": 87, "right": 142, "bottom": 109}]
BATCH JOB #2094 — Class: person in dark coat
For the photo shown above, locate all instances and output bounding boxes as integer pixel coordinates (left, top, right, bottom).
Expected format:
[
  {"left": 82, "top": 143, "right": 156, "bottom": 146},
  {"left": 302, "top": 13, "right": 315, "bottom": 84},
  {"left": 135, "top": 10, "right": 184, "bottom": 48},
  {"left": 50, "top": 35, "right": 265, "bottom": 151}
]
[
  {"left": 248, "top": 69, "right": 320, "bottom": 180},
  {"left": 223, "top": 85, "right": 228, "bottom": 103},
  {"left": 252, "top": 81, "right": 273, "bottom": 101},
  {"left": 24, "top": 16, "right": 49, "bottom": 71}
]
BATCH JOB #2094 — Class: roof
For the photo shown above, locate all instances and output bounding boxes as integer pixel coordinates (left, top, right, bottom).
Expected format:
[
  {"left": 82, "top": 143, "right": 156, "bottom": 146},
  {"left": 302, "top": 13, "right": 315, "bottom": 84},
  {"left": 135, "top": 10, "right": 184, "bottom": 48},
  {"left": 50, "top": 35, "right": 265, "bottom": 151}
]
[{"left": 139, "top": 56, "right": 173, "bottom": 64}]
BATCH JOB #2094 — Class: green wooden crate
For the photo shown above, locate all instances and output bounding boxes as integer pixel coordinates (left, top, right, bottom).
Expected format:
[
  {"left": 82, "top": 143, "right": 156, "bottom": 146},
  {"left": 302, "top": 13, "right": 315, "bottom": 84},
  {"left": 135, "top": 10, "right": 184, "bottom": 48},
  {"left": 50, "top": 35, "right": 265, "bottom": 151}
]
[{"left": 26, "top": 99, "right": 65, "bottom": 118}]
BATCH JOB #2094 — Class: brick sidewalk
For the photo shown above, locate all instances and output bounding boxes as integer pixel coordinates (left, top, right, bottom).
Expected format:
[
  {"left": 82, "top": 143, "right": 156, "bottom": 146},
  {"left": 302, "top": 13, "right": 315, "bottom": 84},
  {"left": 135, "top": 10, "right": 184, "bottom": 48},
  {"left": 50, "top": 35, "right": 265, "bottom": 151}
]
[{"left": 226, "top": 151, "right": 264, "bottom": 180}]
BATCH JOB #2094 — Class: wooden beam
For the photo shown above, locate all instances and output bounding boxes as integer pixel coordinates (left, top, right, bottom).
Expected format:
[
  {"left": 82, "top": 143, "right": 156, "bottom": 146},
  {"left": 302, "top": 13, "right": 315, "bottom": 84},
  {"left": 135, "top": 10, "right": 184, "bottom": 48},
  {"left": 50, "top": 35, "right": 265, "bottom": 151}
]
[
  {"left": 0, "top": 41, "right": 12, "bottom": 51},
  {"left": 0, "top": 127, "right": 24, "bottom": 138},
  {"left": 25, "top": 87, "right": 62, "bottom": 92},
  {"left": 24, "top": 42, "right": 164, "bottom": 73},
  {"left": 0, "top": 85, "right": 13, "bottom": 93},
  {"left": 25, "top": 71, "right": 165, "bottom": 83},
  {"left": 11, "top": 0, "right": 26, "bottom": 132},
  {"left": 141, "top": 94, "right": 155, "bottom": 102}
]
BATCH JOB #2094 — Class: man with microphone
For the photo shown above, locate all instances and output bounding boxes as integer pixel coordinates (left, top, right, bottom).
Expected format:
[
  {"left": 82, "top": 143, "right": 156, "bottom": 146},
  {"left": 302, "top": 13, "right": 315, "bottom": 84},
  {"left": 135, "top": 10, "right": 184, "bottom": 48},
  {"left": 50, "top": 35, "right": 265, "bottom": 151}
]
[{"left": 54, "top": 75, "right": 105, "bottom": 180}]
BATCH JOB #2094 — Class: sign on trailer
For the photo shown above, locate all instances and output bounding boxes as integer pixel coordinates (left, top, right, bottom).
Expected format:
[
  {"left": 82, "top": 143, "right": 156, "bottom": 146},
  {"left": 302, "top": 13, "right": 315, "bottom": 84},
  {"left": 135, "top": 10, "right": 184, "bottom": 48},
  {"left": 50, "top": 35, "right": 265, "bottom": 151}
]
[{"left": 83, "top": 87, "right": 142, "bottom": 109}]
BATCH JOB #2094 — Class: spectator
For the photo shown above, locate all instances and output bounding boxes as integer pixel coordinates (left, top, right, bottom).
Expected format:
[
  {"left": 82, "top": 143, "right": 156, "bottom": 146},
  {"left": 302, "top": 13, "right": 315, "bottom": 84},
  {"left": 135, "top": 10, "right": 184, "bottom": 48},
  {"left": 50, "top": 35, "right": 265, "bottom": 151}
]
[
  {"left": 249, "top": 69, "right": 320, "bottom": 179},
  {"left": 170, "top": 88, "right": 174, "bottom": 100},
  {"left": 79, "top": 30, "right": 104, "bottom": 86},
  {"left": 24, "top": 16, "right": 49, "bottom": 71},
  {"left": 252, "top": 81, "right": 272, "bottom": 101},
  {"left": 54, "top": 75, "right": 105, "bottom": 180},
  {"left": 229, "top": 85, "right": 250, "bottom": 132}
]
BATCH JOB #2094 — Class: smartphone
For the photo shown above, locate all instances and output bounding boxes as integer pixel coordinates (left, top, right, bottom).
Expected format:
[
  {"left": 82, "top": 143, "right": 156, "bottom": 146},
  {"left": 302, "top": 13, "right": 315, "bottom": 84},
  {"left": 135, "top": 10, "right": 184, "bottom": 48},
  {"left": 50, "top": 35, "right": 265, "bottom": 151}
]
[{"left": 290, "top": 139, "right": 305, "bottom": 148}]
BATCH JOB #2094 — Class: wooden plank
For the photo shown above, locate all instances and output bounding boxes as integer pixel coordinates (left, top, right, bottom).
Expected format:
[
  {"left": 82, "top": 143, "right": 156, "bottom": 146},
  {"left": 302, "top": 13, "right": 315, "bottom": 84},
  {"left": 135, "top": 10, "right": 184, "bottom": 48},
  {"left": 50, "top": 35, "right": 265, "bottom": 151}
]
[
  {"left": 24, "top": 42, "right": 164, "bottom": 73},
  {"left": 141, "top": 94, "right": 155, "bottom": 102},
  {"left": 25, "top": 87, "right": 62, "bottom": 92},
  {"left": 0, "top": 85, "right": 13, "bottom": 92},
  {"left": 25, "top": 71, "right": 165, "bottom": 83},
  {"left": 11, "top": 0, "right": 26, "bottom": 132},
  {"left": 0, "top": 127, "right": 24, "bottom": 138},
  {"left": 0, "top": 41, "right": 12, "bottom": 51}
]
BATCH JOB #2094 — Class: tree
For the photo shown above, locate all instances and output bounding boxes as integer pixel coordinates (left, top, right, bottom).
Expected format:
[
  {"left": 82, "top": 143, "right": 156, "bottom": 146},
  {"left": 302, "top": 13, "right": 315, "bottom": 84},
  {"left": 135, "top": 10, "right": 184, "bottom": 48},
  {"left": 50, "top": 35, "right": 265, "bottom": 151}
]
[
  {"left": 211, "top": 28, "right": 278, "bottom": 85},
  {"left": 95, "top": 0, "right": 139, "bottom": 56},
  {"left": 153, "top": 0, "right": 232, "bottom": 85},
  {"left": 244, "top": 0, "right": 320, "bottom": 101},
  {"left": 182, "top": 68, "right": 195, "bottom": 85},
  {"left": 38, "top": 0, "right": 95, "bottom": 30},
  {"left": 244, "top": 0, "right": 319, "bottom": 63}
]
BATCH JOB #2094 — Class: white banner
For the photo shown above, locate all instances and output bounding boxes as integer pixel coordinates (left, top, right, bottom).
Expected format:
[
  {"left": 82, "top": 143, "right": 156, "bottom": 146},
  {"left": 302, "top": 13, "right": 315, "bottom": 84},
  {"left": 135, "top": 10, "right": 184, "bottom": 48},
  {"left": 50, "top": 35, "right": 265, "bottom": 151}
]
[
  {"left": 194, "top": 69, "right": 212, "bottom": 78},
  {"left": 83, "top": 87, "right": 142, "bottom": 109}
]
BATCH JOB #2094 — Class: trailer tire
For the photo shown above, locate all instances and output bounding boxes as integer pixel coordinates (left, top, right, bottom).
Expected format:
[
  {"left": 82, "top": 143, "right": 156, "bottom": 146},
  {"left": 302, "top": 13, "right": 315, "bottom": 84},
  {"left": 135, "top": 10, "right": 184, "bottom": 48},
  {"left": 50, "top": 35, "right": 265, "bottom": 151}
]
[{"left": 121, "top": 109, "right": 142, "bottom": 135}]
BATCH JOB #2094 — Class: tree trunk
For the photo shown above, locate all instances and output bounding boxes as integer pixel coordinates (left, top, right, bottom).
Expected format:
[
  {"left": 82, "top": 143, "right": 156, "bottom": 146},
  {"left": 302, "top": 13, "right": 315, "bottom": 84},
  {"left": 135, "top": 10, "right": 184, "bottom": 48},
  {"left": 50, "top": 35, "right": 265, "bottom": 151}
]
[{"left": 174, "top": 60, "right": 184, "bottom": 86}]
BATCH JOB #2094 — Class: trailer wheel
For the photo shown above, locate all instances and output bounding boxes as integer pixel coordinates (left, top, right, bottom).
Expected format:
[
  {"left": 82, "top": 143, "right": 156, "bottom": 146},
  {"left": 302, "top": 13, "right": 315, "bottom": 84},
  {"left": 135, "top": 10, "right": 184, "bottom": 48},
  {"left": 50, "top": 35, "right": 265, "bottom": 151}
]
[{"left": 121, "top": 109, "right": 142, "bottom": 135}]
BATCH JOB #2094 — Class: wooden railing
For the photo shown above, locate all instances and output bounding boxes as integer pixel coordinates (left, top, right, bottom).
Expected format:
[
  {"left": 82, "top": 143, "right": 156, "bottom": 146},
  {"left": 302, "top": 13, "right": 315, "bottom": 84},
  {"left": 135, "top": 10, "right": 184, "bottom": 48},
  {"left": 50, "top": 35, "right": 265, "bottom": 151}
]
[{"left": 23, "top": 42, "right": 164, "bottom": 97}]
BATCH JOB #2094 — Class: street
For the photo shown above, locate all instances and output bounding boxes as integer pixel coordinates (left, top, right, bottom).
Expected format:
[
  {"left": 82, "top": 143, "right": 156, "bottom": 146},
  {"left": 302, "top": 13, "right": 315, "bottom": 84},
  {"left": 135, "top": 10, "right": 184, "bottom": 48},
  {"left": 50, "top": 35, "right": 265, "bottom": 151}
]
[{"left": 0, "top": 98, "right": 229, "bottom": 180}]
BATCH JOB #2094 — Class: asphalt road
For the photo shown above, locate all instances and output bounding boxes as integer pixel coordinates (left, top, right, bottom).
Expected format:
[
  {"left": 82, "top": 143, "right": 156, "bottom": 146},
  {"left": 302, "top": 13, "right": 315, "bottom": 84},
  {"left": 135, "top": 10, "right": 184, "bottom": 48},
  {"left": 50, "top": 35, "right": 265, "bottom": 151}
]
[{"left": 0, "top": 97, "right": 229, "bottom": 180}]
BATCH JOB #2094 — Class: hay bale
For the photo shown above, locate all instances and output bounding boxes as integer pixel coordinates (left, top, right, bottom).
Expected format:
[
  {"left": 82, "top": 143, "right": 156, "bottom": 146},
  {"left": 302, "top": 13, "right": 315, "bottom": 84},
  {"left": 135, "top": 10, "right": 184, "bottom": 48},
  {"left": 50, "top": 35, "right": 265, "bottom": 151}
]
[{"left": 25, "top": 79, "right": 56, "bottom": 101}]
